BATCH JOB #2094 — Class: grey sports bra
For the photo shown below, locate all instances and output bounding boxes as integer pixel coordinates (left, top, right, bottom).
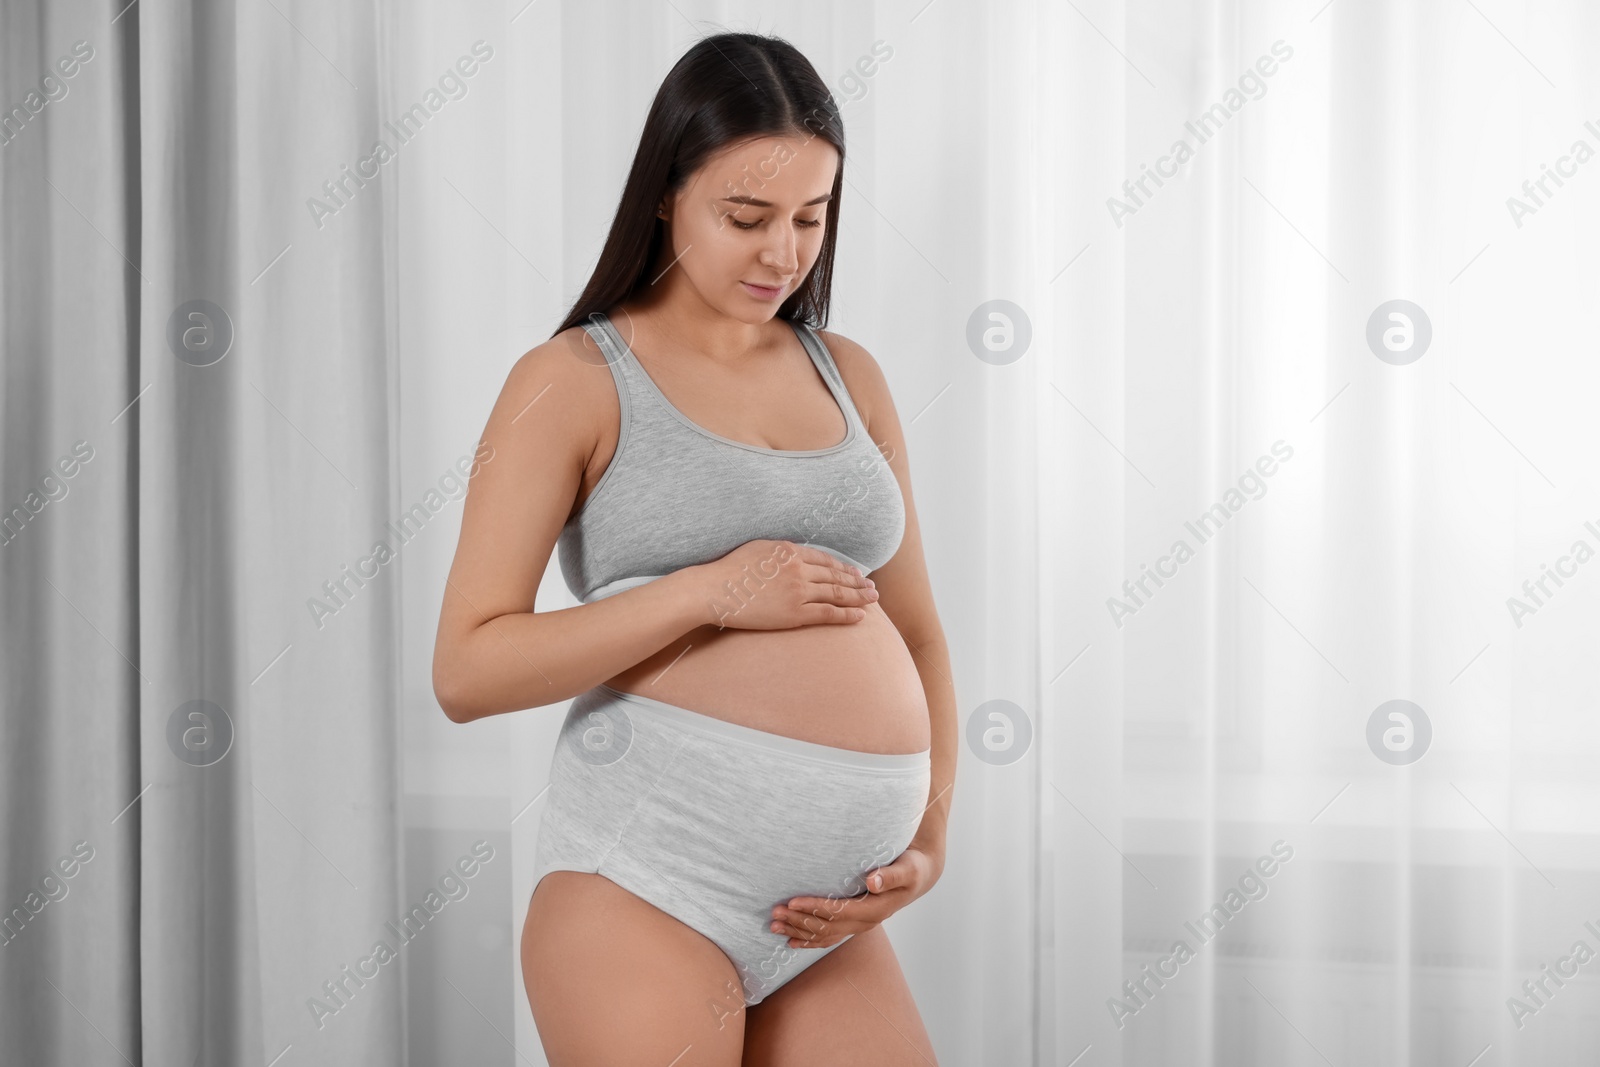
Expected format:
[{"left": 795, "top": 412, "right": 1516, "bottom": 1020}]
[{"left": 555, "top": 311, "right": 906, "bottom": 604}]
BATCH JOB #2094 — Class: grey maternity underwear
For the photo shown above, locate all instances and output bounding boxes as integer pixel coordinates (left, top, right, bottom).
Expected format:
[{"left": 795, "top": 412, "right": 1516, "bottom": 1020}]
[{"left": 530, "top": 683, "right": 933, "bottom": 1006}]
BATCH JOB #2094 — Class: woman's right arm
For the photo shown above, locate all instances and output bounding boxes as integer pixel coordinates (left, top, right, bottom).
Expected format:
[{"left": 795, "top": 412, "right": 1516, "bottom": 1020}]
[{"left": 430, "top": 331, "right": 707, "bottom": 723}]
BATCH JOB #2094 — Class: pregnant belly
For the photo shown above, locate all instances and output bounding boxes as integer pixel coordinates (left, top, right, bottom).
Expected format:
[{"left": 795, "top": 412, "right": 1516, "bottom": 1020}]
[{"left": 600, "top": 601, "right": 931, "bottom": 755}]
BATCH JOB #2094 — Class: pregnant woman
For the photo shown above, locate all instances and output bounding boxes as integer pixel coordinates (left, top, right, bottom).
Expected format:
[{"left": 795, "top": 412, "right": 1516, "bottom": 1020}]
[{"left": 431, "top": 32, "right": 956, "bottom": 1066}]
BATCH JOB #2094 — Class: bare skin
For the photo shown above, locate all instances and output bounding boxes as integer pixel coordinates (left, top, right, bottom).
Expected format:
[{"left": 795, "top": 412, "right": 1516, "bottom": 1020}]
[
  {"left": 435, "top": 130, "right": 955, "bottom": 1065},
  {"left": 741, "top": 925, "right": 939, "bottom": 1065}
]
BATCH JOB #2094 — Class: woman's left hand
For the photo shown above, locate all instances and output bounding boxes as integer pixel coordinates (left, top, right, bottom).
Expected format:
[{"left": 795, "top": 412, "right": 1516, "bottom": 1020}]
[{"left": 769, "top": 845, "right": 944, "bottom": 949}]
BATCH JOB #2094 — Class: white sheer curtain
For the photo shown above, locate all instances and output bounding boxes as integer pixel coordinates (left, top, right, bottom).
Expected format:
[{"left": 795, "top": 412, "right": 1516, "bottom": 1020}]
[
  {"left": 1058, "top": 0, "right": 1600, "bottom": 1064},
  {"left": 392, "top": 1, "right": 1600, "bottom": 1065}
]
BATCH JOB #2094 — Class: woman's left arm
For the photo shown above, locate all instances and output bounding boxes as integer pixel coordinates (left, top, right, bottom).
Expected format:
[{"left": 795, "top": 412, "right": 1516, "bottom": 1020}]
[{"left": 770, "top": 330, "right": 957, "bottom": 949}]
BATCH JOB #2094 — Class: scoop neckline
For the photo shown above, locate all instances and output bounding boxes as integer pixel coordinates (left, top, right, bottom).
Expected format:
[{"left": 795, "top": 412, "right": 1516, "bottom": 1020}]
[{"left": 595, "top": 311, "right": 859, "bottom": 457}]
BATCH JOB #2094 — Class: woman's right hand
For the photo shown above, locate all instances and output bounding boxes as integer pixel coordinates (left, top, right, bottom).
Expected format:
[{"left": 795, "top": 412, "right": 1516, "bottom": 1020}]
[{"left": 687, "top": 540, "right": 878, "bottom": 631}]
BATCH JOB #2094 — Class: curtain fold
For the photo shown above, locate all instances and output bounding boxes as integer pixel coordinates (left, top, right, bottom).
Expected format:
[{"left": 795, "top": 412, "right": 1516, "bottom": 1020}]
[
  {"left": 3, "top": 1, "right": 404, "bottom": 1063},
  {"left": 0, "top": 1, "right": 144, "bottom": 1063}
]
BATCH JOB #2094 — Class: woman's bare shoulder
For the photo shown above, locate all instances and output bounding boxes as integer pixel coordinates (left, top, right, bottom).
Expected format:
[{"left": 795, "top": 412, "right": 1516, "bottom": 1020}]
[
  {"left": 507, "top": 324, "right": 615, "bottom": 390},
  {"left": 491, "top": 324, "right": 621, "bottom": 439},
  {"left": 813, "top": 326, "right": 893, "bottom": 427}
]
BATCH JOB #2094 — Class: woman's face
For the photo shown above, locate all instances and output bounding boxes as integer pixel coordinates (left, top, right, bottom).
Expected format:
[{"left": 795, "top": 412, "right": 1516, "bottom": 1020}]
[{"left": 657, "top": 132, "right": 839, "bottom": 322}]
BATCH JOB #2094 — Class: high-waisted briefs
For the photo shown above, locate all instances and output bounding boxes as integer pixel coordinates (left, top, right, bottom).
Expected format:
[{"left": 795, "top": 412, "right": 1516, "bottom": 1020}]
[{"left": 529, "top": 683, "right": 932, "bottom": 1006}]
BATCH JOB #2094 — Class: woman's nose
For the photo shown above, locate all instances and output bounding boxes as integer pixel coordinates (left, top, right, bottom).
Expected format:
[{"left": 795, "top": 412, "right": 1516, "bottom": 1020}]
[{"left": 760, "top": 226, "right": 798, "bottom": 273}]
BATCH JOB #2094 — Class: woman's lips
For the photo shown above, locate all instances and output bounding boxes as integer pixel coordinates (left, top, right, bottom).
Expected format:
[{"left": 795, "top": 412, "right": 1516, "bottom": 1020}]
[{"left": 741, "top": 281, "right": 785, "bottom": 300}]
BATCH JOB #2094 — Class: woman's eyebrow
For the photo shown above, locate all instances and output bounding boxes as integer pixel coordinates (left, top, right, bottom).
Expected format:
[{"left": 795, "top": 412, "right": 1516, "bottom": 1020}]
[{"left": 719, "top": 193, "right": 833, "bottom": 207}]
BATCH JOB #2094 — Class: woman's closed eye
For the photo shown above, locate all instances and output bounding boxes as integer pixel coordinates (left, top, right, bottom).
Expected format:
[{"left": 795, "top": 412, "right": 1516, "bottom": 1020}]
[{"left": 730, "top": 217, "right": 824, "bottom": 230}]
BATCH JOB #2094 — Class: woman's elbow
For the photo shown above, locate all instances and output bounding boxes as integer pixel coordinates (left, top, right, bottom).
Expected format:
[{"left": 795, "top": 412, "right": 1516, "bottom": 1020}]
[
  {"left": 432, "top": 654, "right": 476, "bottom": 724},
  {"left": 434, "top": 682, "right": 469, "bottom": 724}
]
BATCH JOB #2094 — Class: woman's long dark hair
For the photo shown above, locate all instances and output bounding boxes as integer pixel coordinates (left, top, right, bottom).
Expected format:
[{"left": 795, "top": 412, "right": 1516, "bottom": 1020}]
[{"left": 553, "top": 32, "right": 845, "bottom": 338}]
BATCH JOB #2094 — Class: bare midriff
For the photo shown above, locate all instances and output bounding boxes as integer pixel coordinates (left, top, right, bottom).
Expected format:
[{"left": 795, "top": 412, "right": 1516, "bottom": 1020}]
[{"left": 600, "top": 599, "right": 931, "bottom": 756}]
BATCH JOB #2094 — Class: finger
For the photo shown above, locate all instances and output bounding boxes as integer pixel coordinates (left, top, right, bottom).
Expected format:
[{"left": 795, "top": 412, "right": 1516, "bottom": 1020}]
[
  {"left": 777, "top": 917, "right": 843, "bottom": 944},
  {"left": 832, "top": 561, "right": 873, "bottom": 589},
  {"left": 787, "top": 909, "right": 829, "bottom": 938},
  {"left": 797, "top": 563, "right": 875, "bottom": 602},
  {"left": 777, "top": 922, "right": 823, "bottom": 944},
  {"left": 778, "top": 898, "right": 887, "bottom": 927},
  {"left": 834, "top": 577, "right": 879, "bottom": 605},
  {"left": 809, "top": 582, "right": 876, "bottom": 610},
  {"left": 801, "top": 602, "right": 867, "bottom": 625},
  {"left": 782, "top": 894, "right": 862, "bottom": 914},
  {"left": 780, "top": 917, "right": 864, "bottom": 946},
  {"left": 770, "top": 912, "right": 828, "bottom": 943},
  {"left": 772, "top": 907, "right": 833, "bottom": 941},
  {"left": 787, "top": 932, "right": 846, "bottom": 949},
  {"left": 865, "top": 864, "right": 904, "bottom": 892},
  {"left": 790, "top": 554, "right": 871, "bottom": 588},
  {"left": 837, "top": 565, "right": 876, "bottom": 595}
]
